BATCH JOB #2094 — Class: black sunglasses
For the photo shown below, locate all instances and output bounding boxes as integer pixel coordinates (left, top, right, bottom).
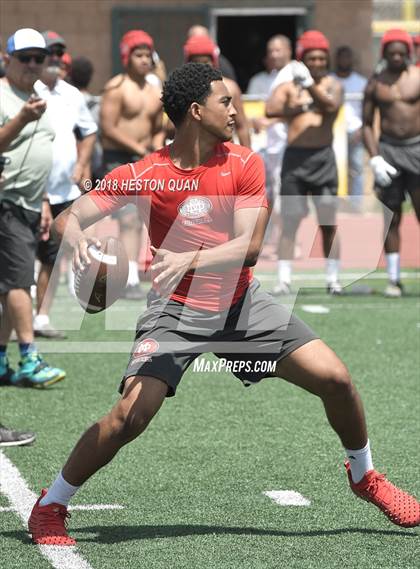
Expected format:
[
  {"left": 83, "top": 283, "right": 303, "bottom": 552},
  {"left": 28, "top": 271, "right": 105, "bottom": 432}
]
[
  {"left": 16, "top": 53, "right": 46, "bottom": 64},
  {"left": 48, "top": 47, "right": 65, "bottom": 57}
]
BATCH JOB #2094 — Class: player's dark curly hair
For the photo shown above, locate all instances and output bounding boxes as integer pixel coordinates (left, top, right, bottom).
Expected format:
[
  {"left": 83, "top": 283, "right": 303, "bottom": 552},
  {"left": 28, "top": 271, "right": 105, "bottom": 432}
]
[{"left": 161, "top": 63, "right": 223, "bottom": 127}]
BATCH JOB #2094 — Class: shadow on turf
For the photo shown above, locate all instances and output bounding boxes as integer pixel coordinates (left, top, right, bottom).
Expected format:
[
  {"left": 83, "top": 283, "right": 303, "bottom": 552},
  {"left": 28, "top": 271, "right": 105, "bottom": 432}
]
[{"left": 2, "top": 525, "right": 417, "bottom": 545}]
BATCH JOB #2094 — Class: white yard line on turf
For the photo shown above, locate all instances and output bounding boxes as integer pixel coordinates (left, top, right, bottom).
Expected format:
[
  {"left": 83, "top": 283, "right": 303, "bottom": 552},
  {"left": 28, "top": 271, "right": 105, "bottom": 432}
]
[
  {"left": 264, "top": 490, "right": 311, "bottom": 506},
  {"left": 69, "top": 504, "right": 124, "bottom": 511},
  {"left": 0, "top": 450, "right": 93, "bottom": 569},
  {"left": 301, "top": 305, "right": 330, "bottom": 314},
  {"left": 256, "top": 271, "right": 417, "bottom": 282},
  {"left": 0, "top": 504, "right": 124, "bottom": 512}
]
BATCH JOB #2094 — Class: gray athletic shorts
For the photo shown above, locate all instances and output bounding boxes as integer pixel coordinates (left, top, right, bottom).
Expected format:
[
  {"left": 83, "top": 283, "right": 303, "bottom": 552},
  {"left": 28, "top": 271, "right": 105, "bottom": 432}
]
[
  {"left": 120, "top": 279, "right": 318, "bottom": 397},
  {"left": 280, "top": 145, "right": 338, "bottom": 219},
  {"left": 377, "top": 134, "right": 420, "bottom": 211},
  {"left": 0, "top": 201, "right": 40, "bottom": 294}
]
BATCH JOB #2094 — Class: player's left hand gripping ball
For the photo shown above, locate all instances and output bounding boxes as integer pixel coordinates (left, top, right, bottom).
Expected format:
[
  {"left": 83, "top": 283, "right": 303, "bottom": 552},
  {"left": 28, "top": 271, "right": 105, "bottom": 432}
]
[{"left": 75, "top": 237, "right": 129, "bottom": 313}]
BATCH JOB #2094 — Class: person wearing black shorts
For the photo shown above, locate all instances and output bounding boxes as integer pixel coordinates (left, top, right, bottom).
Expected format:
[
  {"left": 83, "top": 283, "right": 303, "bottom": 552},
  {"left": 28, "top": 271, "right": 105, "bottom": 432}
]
[
  {"left": 28, "top": 62, "right": 420, "bottom": 547},
  {"left": 100, "top": 30, "right": 164, "bottom": 300},
  {"left": 266, "top": 31, "right": 344, "bottom": 296},
  {"left": 363, "top": 28, "right": 420, "bottom": 297},
  {"left": 0, "top": 28, "right": 65, "bottom": 388}
]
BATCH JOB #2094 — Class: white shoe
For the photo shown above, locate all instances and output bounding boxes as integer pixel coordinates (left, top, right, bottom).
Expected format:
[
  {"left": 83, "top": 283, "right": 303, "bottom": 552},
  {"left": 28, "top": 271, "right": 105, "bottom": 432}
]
[
  {"left": 327, "top": 281, "right": 343, "bottom": 295},
  {"left": 271, "top": 282, "right": 292, "bottom": 296},
  {"left": 384, "top": 281, "right": 403, "bottom": 298},
  {"left": 34, "top": 321, "right": 66, "bottom": 339}
]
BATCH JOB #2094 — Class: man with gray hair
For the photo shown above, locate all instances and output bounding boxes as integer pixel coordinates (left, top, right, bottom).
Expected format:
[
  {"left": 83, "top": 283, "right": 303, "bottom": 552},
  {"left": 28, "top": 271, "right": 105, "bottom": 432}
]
[
  {"left": 247, "top": 35, "right": 292, "bottom": 97},
  {"left": 0, "top": 28, "right": 65, "bottom": 387}
]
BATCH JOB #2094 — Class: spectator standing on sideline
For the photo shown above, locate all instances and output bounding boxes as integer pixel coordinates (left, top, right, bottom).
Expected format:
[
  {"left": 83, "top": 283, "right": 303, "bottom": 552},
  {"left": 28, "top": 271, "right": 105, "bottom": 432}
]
[
  {"left": 0, "top": 177, "right": 36, "bottom": 446},
  {"left": 247, "top": 35, "right": 291, "bottom": 97},
  {"left": 331, "top": 46, "right": 367, "bottom": 212},
  {"left": 0, "top": 28, "right": 65, "bottom": 387},
  {"left": 69, "top": 56, "right": 103, "bottom": 185},
  {"left": 363, "top": 29, "right": 420, "bottom": 297},
  {"left": 247, "top": 36, "right": 292, "bottom": 213},
  {"left": 33, "top": 31, "right": 97, "bottom": 338},
  {"left": 101, "top": 30, "right": 164, "bottom": 300}
]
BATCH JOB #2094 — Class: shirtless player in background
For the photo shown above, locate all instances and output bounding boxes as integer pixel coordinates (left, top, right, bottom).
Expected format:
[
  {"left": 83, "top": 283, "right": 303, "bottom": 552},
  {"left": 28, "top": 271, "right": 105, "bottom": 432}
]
[
  {"left": 266, "top": 30, "right": 343, "bottom": 295},
  {"left": 363, "top": 29, "right": 420, "bottom": 298},
  {"left": 100, "top": 30, "right": 164, "bottom": 299}
]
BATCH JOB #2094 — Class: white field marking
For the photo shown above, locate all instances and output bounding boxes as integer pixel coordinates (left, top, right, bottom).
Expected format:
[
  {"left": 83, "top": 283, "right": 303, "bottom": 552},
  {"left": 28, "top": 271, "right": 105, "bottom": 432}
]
[
  {"left": 69, "top": 504, "right": 124, "bottom": 511},
  {"left": 0, "top": 504, "right": 124, "bottom": 512},
  {"left": 263, "top": 490, "right": 311, "bottom": 506},
  {"left": 301, "top": 305, "right": 330, "bottom": 314},
  {"left": 256, "top": 271, "right": 418, "bottom": 282},
  {"left": 0, "top": 451, "right": 93, "bottom": 569}
]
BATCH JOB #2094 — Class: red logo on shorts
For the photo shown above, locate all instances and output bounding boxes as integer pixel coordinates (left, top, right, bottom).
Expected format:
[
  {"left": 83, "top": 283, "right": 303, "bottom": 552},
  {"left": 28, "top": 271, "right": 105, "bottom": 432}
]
[{"left": 133, "top": 338, "right": 159, "bottom": 361}]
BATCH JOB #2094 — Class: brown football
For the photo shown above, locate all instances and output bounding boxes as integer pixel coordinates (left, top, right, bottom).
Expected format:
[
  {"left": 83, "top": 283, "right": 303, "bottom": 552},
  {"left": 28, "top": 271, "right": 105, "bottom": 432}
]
[{"left": 74, "top": 237, "right": 129, "bottom": 314}]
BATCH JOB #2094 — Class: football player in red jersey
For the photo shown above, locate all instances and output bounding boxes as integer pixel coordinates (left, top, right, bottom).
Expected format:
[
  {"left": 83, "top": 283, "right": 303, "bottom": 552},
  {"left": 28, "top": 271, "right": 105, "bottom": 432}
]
[{"left": 28, "top": 63, "right": 419, "bottom": 546}]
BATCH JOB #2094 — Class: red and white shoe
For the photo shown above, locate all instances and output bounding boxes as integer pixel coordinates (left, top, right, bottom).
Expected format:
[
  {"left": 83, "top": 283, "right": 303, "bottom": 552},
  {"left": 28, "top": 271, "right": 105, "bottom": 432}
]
[
  {"left": 28, "top": 489, "right": 76, "bottom": 546},
  {"left": 345, "top": 461, "right": 420, "bottom": 528}
]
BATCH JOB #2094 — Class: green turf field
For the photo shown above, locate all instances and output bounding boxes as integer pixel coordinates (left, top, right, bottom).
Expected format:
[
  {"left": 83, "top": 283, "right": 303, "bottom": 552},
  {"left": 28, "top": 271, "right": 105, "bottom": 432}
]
[{"left": 1, "top": 271, "right": 419, "bottom": 569}]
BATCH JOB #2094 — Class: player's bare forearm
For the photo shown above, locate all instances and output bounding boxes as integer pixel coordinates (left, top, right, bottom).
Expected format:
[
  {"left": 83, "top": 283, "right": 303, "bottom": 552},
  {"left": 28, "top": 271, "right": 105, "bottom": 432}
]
[
  {"left": 0, "top": 114, "right": 27, "bottom": 152},
  {"left": 362, "top": 81, "right": 378, "bottom": 157},
  {"left": 193, "top": 235, "right": 262, "bottom": 270},
  {"left": 152, "top": 130, "right": 165, "bottom": 151},
  {"left": 151, "top": 207, "right": 267, "bottom": 294},
  {"left": 52, "top": 194, "right": 103, "bottom": 248},
  {"left": 193, "top": 207, "right": 268, "bottom": 271},
  {"left": 266, "top": 86, "right": 287, "bottom": 118},
  {"left": 363, "top": 125, "right": 378, "bottom": 157},
  {"left": 151, "top": 230, "right": 265, "bottom": 297},
  {"left": 0, "top": 98, "right": 46, "bottom": 152},
  {"left": 52, "top": 208, "right": 85, "bottom": 253},
  {"left": 234, "top": 105, "right": 251, "bottom": 147},
  {"left": 151, "top": 111, "right": 165, "bottom": 150},
  {"left": 77, "top": 133, "right": 96, "bottom": 168},
  {"left": 307, "top": 83, "right": 342, "bottom": 113},
  {"left": 236, "top": 123, "right": 251, "bottom": 148}
]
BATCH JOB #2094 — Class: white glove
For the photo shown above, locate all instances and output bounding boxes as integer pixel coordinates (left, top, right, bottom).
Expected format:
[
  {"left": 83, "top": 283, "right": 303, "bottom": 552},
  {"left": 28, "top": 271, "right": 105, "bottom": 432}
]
[
  {"left": 290, "top": 60, "right": 314, "bottom": 89},
  {"left": 369, "top": 156, "right": 398, "bottom": 187}
]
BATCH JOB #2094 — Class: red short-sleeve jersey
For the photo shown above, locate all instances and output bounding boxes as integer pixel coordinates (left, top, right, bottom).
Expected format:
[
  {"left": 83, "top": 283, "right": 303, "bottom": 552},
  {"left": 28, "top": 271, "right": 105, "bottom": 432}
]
[{"left": 89, "top": 142, "right": 267, "bottom": 311}]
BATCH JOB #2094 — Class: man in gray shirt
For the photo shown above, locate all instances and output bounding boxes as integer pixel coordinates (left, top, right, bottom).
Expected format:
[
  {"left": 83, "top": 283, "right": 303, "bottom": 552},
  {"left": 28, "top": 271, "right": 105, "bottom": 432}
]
[{"left": 0, "top": 28, "right": 65, "bottom": 388}]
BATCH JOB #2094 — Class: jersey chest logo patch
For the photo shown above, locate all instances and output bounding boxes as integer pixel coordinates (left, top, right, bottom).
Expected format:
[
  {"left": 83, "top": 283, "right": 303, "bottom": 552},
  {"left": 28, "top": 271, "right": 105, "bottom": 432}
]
[{"left": 178, "top": 197, "right": 213, "bottom": 226}]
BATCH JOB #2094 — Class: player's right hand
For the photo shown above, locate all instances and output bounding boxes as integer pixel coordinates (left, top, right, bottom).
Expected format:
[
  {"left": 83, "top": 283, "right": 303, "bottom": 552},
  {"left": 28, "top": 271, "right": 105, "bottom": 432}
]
[
  {"left": 72, "top": 236, "right": 102, "bottom": 274},
  {"left": 369, "top": 156, "right": 398, "bottom": 187},
  {"left": 19, "top": 95, "right": 47, "bottom": 123}
]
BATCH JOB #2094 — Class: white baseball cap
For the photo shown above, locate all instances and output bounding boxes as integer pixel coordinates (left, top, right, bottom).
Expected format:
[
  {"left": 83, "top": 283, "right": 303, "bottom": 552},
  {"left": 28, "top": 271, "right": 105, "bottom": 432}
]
[{"left": 6, "top": 28, "right": 47, "bottom": 54}]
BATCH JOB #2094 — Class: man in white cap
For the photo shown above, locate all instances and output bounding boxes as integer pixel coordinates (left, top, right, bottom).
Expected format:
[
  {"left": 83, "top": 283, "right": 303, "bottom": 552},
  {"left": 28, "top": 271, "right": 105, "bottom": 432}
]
[{"left": 0, "top": 28, "right": 65, "bottom": 387}]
